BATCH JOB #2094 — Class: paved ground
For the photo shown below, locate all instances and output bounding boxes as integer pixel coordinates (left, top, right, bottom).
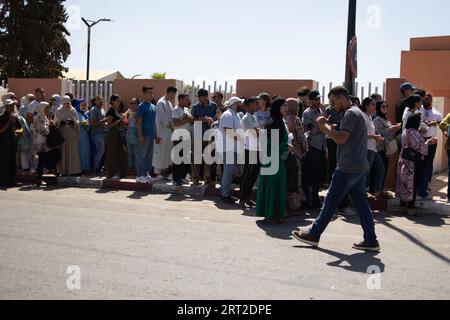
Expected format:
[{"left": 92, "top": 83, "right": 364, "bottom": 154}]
[{"left": 0, "top": 186, "right": 449, "bottom": 300}]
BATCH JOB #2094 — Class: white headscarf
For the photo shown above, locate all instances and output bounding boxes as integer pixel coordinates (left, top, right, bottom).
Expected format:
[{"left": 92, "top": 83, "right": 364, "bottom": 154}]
[
  {"left": 51, "top": 94, "right": 62, "bottom": 116},
  {"left": 36, "top": 102, "right": 50, "bottom": 116}
]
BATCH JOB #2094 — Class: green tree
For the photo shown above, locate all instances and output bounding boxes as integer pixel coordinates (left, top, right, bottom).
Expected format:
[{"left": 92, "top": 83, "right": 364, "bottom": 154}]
[
  {"left": 0, "top": 0, "right": 71, "bottom": 82},
  {"left": 151, "top": 72, "right": 166, "bottom": 80}
]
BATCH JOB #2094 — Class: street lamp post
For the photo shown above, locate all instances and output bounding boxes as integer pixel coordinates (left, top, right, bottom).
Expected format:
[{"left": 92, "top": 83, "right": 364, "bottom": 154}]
[
  {"left": 345, "top": 0, "right": 357, "bottom": 95},
  {"left": 81, "top": 18, "right": 113, "bottom": 82}
]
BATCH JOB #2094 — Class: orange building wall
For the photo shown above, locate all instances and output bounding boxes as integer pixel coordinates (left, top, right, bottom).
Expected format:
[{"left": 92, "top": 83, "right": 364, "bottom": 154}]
[
  {"left": 236, "top": 79, "right": 317, "bottom": 99},
  {"left": 8, "top": 78, "right": 66, "bottom": 101},
  {"left": 112, "top": 79, "right": 179, "bottom": 105},
  {"left": 410, "top": 36, "right": 450, "bottom": 51},
  {"left": 400, "top": 50, "right": 450, "bottom": 96}
]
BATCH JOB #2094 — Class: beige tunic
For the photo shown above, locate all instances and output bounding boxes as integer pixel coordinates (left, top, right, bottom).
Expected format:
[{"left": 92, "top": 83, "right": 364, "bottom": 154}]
[
  {"left": 54, "top": 106, "right": 81, "bottom": 175},
  {"left": 153, "top": 97, "right": 174, "bottom": 171}
]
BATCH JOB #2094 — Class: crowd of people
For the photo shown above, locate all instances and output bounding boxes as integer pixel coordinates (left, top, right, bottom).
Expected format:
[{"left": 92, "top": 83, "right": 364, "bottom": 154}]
[{"left": 0, "top": 82, "right": 448, "bottom": 235}]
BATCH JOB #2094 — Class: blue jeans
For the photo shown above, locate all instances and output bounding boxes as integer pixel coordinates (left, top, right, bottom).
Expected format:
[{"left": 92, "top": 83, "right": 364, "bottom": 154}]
[
  {"left": 309, "top": 170, "right": 378, "bottom": 244},
  {"left": 221, "top": 152, "right": 236, "bottom": 198},
  {"left": 127, "top": 143, "right": 139, "bottom": 169},
  {"left": 367, "top": 150, "right": 385, "bottom": 193},
  {"left": 137, "top": 137, "right": 154, "bottom": 178},
  {"left": 92, "top": 133, "right": 106, "bottom": 171},
  {"left": 419, "top": 144, "right": 437, "bottom": 197}
]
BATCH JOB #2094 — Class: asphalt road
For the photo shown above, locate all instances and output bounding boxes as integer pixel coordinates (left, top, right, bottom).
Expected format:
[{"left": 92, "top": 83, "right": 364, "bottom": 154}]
[{"left": 0, "top": 186, "right": 449, "bottom": 300}]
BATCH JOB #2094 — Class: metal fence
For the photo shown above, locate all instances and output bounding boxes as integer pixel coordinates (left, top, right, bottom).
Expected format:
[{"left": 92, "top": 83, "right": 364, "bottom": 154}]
[{"left": 1, "top": 79, "right": 385, "bottom": 105}]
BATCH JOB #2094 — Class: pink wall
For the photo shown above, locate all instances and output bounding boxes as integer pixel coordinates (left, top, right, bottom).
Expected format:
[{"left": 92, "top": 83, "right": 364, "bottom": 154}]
[
  {"left": 8, "top": 78, "right": 65, "bottom": 101},
  {"left": 236, "top": 79, "right": 317, "bottom": 99},
  {"left": 112, "top": 79, "right": 178, "bottom": 106}
]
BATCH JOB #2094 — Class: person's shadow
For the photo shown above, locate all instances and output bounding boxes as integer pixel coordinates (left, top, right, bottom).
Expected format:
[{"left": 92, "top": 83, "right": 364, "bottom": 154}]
[
  {"left": 256, "top": 217, "right": 313, "bottom": 240},
  {"left": 294, "top": 246, "right": 385, "bottom": 274}
]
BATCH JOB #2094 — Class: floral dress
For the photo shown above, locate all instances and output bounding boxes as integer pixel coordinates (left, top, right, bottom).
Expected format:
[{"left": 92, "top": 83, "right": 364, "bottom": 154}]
[
  {"left": 396, "top": 129, "right": 428, "bottom": 202},
  {"left": 284, "top": 115, "right": 308, "bottom": 211}
]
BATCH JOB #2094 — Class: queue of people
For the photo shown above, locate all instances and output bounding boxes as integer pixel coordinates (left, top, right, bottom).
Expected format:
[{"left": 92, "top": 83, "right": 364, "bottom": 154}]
[{"left": 0, "top": 82, "right": 448, "bottom": 229}]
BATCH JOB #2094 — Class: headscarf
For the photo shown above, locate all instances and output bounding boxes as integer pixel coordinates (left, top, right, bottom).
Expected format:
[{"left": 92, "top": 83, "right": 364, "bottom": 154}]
[
  {"left": 36, "top": 102, "right": 49, "bottom": 116},
  {"left": 405, "top": 113, "right": 421, "bottom": 131},
  {"left": 74, "top": 99, "right": 88, "bottom": 120},
  {"left": 266, "top": 97, "right": 287, "bottom": 142},
  {"left": 375, "top": 101, "right": 387, "bottom": 120},
  {"left": 62, "top": 95, "right": 71, "bottom": 105},
  {"left": 51, "top": 94, "right": 62, "bottom": 116}
]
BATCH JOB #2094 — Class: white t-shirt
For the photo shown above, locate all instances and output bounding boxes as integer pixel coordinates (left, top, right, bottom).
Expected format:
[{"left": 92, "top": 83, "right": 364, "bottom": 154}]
[
  {"left": 419, "top": 106, "right": 443, "bottom": 138},
  {"left": 217, "top": 108, "right": 242, "bottom": 153},
  {"left": 241, "top": 112, "right": 260, "bottom": 151},
  {"left": 402, "top": 108, "right": 427, "bottom": 133},
  {"left": 363, "top": 113, "right": 377, "bottom": 152},
  {"left": 172, "top": 106, "right": 192, "bottom": 132}
]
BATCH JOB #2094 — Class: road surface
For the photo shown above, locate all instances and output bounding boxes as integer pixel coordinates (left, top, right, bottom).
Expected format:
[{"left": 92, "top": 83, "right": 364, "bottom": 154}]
[{"left": 0, "top": 186, "right": 449, "bottom": 300}]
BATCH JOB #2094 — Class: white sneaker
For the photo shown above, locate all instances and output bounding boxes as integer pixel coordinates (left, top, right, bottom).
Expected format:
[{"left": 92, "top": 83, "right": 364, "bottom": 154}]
[
  {"left": 147, "top": 176, "right": 156, "bottom": 184},
  {"left": 338, "top": 207, "right": 358, "bottom": 217},
  {"left": 136, "top": 176, "right": 149, "bottom": 184}
]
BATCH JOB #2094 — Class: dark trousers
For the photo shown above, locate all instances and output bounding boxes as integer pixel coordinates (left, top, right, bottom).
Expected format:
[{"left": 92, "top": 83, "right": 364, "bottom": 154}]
[
  {"left": 173, "top": 140, "right": 190, "bottom": 182},
  {"left": 240, "top": 150, "right": 261, "bottom": 202},
  {"left": 303, "top": 146, "right": 326, "bottom": 204},
  {"left": 401, "top": 160, "right": 425, "bottom": 209},
  {"left": 37, "top": 149, "right": 60, "bottom": 180},
  {"left": 419, "top": 143, "right": 437, "bottom": 197},
  {"left": 378, "top": 150, "right": 389, "bottom": 190},
  {"left": 327, "top": 139, "right": 337, "bottom": 184}
]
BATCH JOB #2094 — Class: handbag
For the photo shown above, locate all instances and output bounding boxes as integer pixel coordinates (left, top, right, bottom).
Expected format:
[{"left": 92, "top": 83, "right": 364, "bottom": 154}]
[
  {"left": 401, "top": 148, "right": 422, "bottom": 162},
  {"left": 385, "top": 139, "right": 398, "bottom": 156},
  {"left": 46, "top": 126, "right": 65, "bottom": 148}
]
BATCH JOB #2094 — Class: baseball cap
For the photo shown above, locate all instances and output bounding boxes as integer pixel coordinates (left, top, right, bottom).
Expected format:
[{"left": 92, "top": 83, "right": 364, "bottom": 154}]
[
  {"left": 308, "top": 90, "right": 321, "bottom": 100},
  {"left": 228, "top": 97, "right": 245, "bottom": 106},
  {"left": 400, "top": 82, "right": 416, "bottom": 92},
  {"left": 4, "top": 98, "right": 15, "bottom": 106}
]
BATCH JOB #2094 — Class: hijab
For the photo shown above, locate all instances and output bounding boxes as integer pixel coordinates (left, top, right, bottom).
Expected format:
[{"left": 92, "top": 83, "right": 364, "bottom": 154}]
[
  {"left": 36, "top": 102, "right": 49, "bottom": 116},
  {"left": 266, "top": 97, "right": 287, "bottom": 142},
  {"left": 51, "top": 94, "right": 62, "bottom": 116},
  {"left": 74, "top": 99, "right": 88, "bottom": 120}
]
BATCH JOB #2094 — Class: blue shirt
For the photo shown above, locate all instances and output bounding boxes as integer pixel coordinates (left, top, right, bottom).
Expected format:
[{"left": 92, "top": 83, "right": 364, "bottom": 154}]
[
  {"left": 138, "top": 101, "right": 157, "bottom": 138},
  {"left": 191, "top": 101, "right": 217, "bottom": 134}
]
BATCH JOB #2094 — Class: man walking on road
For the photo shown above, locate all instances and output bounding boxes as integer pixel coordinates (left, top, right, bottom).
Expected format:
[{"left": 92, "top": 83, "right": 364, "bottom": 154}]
[{"left": 293, "top": 86, "right": 380, "bottom": 252}]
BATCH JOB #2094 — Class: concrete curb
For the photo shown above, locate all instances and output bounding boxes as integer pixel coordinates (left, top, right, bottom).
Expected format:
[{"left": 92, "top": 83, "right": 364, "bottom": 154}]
[
  {"left": 388, "top": 199, "right": 450, "bottom": 216},
  {"left": 16, "top": 175, "right": 449, "bottom": 216}
]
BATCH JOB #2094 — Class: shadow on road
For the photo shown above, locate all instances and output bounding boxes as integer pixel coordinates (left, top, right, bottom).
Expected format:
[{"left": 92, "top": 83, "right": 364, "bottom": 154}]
[
  {"left": 294, "top": 246, "right": 385, "bottom": 274},
  {"left": 376, "top": 215, "right": 450, "bottom": 265},
  {"left": 256, "top": 218, "right": 313, "bottom": 241}
]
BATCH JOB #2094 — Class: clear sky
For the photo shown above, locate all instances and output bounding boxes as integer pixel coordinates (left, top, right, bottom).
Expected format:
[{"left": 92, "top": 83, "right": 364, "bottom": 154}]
[{"left": 63, "top": 0, "right": 450, "bottom": 89}]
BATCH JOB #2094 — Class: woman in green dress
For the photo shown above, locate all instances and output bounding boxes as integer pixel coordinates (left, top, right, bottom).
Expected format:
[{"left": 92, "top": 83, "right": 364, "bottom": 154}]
[{"left": 256, "top": 98, "right": 290, "bottom": 225}]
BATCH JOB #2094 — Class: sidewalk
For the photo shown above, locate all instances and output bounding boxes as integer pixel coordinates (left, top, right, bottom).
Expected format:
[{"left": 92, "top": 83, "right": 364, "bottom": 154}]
[{"left": 15, "top": 171, "right": 450, "bottom": 215}]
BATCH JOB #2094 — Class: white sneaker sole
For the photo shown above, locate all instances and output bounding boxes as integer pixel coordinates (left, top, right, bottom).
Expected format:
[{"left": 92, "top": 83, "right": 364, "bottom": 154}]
[
  {"left": 292, "top": 232, "right": 319, "bottom": 247},
  {"left": 352, "top": 245, "right": 381, "bottom": 252}
]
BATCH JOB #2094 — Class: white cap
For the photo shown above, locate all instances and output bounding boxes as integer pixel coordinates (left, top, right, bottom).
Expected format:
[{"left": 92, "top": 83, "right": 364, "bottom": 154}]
[
  {"left": 3, "top": 98, "right": 15, "bottom": 106},
  {"left": 228, "top": 97, "right": 245, "bottom": 107}
]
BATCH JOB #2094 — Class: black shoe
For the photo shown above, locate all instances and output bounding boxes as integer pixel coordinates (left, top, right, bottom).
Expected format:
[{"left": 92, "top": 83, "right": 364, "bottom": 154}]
[
  {"left": 221, "top": 196, "right": 237, "bottom": 205},
  {"left": 353, "top": 241, "right": 381, "bottom": 252},
  {"left": 174, "top": 180, "right": 183, "bottom": 187},
  {"left": 292, "top": 230, "right": 320, "bottom": 247}
]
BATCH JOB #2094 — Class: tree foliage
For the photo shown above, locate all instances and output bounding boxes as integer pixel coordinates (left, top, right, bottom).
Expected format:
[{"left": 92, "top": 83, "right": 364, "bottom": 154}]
[{"left": 0, "top": 0, "right": 71, "bottom": 82}]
